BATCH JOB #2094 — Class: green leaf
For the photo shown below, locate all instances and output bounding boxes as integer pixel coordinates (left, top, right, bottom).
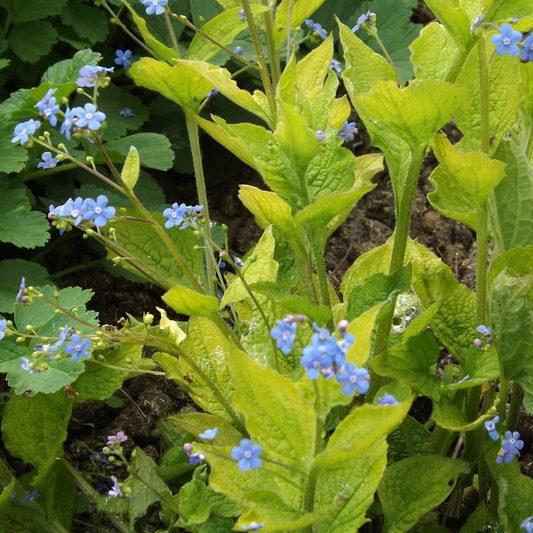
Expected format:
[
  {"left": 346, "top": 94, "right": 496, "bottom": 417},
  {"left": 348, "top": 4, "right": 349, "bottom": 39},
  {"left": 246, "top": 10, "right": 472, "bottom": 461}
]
[
  {"left": 463, "top": 345, "right": 499, "bottom": 386},
  {"left": 129, "top": 58, "right": 213, "bottom": 113},
  {"left": 387, "top": 416, "right": 431, "bottom": 463},
  {"left": 491, "top": 271, "right": 533, "bottom": 413},
  {"left": 430, "top": 132, "right": 506, "bottom": 213},
  {"left": 294, "top": 34, "right": 334, "bottom": 98},
  {"left": 412, "top": 241, "right": 476, "bottom": 363},
  {"left": 179, "top": 480, "right": 211, "bottom": 526},
  {"left": 129, "top": 447, "right": 172, "bottom": 524},
  {"left": 0, "top": 120, "right": 29, "bottom": 173},
  {"left": 8, "top": 21, "right": 57, "bottom": 63},
  {"left": 102, "top": 133, "right": 174, "bottom": 171},
  {"left": 163, "top": 285, "right": 218, "bottom": 316},
  {"left": 489, "top": 458, "right": 533, "bottom": 533},
  {"left": 0, "top": 186, "right": 50, "bottom": 248},
  {"left": 73, "top": 343, "right": 143, "bottom": 403},
  {"left": 490, "top": 140, "right": 533, "bottom": 253},
  {"left": 423, "top": 0, "right": 472, "bottom": 51},
  {"left": 410, "top": 22, "right": 456, "bottom": 81},
  {"left": 109, "top": 211, "right": 205, "bottom": 289},
  {"left": 371, "top": 329, "right": 441, "bottom": 401},
  {"left": 379, "top": 455, "right": 469, "bottom": 533},
  {"left": 167, "top": 412, "right": 244, "bottom": 444},
  {"left": 314, "top": 441, "right": 388, "bottom": 533},
  {"left": 355, "top": 79, "right": 467, "bottom": 150},
  {"left": 459, "top": 502, "right": 499, "bottom": 533},
  {"left": 187, "top": 5, "right": 268, "bottom": 62},
  {"left": 314, "top": 398, "right": 412, "bottom": 470},
  {"left": 433, "top": 405, "right": 496, "bottom": 432},
  {"left": 0, "top": 0, "right": 64, "bottom": 22},
  {"left": 121, "top": 146, "right": 140, "bottom": 191},
  {"left": 1, "top": 392, "right": 72, "bottom": 468},
  {"left": 41, "top": 49, "right": 101, "bottom": 84},
  {"left": 61, "top": 3, "right": 109, "bottom": 42},
  {"left": 488, "top": 245, "right": 533, "bottom": 288},
  {"left": 0, "top": 260, "right": 49, "bottom": 314}
]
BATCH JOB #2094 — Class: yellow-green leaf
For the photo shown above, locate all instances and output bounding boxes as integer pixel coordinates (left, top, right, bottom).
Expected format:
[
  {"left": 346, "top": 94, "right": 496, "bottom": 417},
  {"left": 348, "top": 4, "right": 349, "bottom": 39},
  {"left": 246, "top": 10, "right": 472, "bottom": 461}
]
[
  {"left": 121, "top": 145, "right": 140, "bottom": 191},
  {"left": 163, "top": 284, "right": 218, "bottom": 316}
]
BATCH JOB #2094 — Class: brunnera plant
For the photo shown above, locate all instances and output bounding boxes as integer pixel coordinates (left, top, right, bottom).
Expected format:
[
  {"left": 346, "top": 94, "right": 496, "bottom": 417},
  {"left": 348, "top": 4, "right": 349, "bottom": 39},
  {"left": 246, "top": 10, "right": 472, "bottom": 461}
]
[{"left": 1, "top": 0, "right": 533, "bottom": 532}]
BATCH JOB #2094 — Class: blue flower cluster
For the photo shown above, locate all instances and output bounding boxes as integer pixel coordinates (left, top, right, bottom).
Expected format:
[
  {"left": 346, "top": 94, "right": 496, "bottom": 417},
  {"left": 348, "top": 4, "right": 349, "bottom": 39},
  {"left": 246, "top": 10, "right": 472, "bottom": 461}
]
[
  {"left": 49, "top": 195, "right": 116, "bottom": 231},
  {"left": 485, "top": 415, "right": 525, "bottom": 464},
  {"left": 305, "top": 19, "right": 328, "bottom": 40},
  {"left": 490, "top": 23, "right": 533, "bottom": 63},
  {"left": 473, "top": 324, "right": 492, "bottom": 351},
  {"left": 351, "top": 11, "right": 376, "bottom": 33},
  {"left": 163, "top": 203, "right": 203, "bottom": 229},
  {"left": 301, "top": 322, "right": 370, "bottom": 397},
  {"left": 183, "top": 443, "right": 205, "bottom": 465},
  {"left": 270, "top": 316, "right": 299, "bottom": 355},
  {"left": 522, "top": 517, "right": 533, "bottom": 533}
]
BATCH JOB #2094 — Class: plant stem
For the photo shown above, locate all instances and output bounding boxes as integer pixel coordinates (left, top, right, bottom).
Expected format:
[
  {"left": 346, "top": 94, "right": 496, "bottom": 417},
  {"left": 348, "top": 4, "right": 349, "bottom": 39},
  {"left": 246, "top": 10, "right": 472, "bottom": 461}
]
[
  {"left": 241, "top": 0, "right": 277, "bottom": 126},
  {"left": 370, "top": 30, "right": 403, "bottom": 88},
  {"left": 477, "top": 39, "right": 490, "bottom": 156},
  {"left": 475, "top": 210, "right": 488, "bottom": 324},
  {"left": 507, "top": 383, "right": 522, "bottom": 431},
  {"left": 373, "top": 146, "right": 426, "bottom": 357},
  {"left": 185, "top": 115, "right": 216, "bottom": 296},
  {"left": 311, "top": 239, "right": 332, "bottom": 321},
  {"left": 164, "top": 11, "right": 180, "bottom": 58},
  {"left": 260, "top": 0, "right": 281, "bottom": 86}
]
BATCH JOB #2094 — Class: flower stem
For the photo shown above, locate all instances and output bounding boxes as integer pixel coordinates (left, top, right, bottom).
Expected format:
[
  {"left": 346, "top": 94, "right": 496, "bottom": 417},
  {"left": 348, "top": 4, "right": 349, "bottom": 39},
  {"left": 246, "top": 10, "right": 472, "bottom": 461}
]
[
  {"left": 164, "top": 10, "right": 180, "bottom": 58},
  {"left": 260, "top": 0, "right": 280, "bottom": 86},
  {"left": 508, "top": 383, "right": 522, "bottom": 431},
  {"left": 370, "top": 30, "right": 403, "bottom": 87},
  {"left": 311, "top": 238, "right": 332, "bottom": 322}
]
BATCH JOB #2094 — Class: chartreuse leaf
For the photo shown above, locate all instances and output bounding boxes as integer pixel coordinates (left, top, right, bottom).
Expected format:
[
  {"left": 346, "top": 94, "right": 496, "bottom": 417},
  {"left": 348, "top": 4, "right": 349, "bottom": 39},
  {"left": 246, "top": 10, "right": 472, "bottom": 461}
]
[
  {"left": 120, "top": 1, "right": 176, "bottom": 63},
  {"left": 433, "top": 404, "right": 497, "bottom": 432},
  {"left": 423, "top": 0, "right": 472, "bottom": 51},
  {"left": 356, "top": 79, "right": 467, "bottom": 150},
  {"left": 489, "top": 455, "right": 533, "bottom": 533},
  {"left": 168, "top": 412, "right": 244, "bottom": 444},
  {"left": 329, "top": 95, "right": 351, "bottom": 130},
  {"left": 490, "top": 140, "right": 533, "bottom": 253},
  {"left": 460, "top": 502, "right": 499, "bottom": 533},
  {"left": 187, "top": 5, "right": 268, "bottom": 62},
  {"left": 339, "top": 20, "right": 396, "bottom": 97},
  {"left": 73, "top": 343, "right": 143, "bottom": 403},
  {"left": 121, "top": 146, "right": 140, "bottom": 191},
  {"left": 0, "top": 259, "right": 49, "bottom": 314},
  {"left": 371, "top": 329, "right": 441, "bottom": 401},
  {"left": 2, "top": 392, "right": 72, "bottom": 468},
  {"left": 176, "top": 60, "right": 271, "bottom": 124},
  {"left": 430, "top": 132, "right": 506, "bottom": 212},
  {"left": 491, "top": 271, "right": 533, "bottom": 413},
  {"left": 379, "top": 455, "right": 469, "bottom": 533},
  {"left": 412, "top": 241, "right": 476, "bottom": 364},
  {"left": 314, "top": 398, "right": 412, "bottom": 470},
  {"left": 129, "top": 447, "right": 172, "bottom": 524},
  {"left": 273, "top": 0, "right": 328, "bottom": 48},
  {"left": 488, "top": 245, "right": 533, "bottom": 288},
  {"left": 221, "top": 226, "right": 278, "bottom": 307},
  {"left": 129, "top": 58, "right": 212, "bottom": 113},
  {"left": 455, "top": 38, "right": 524, "bottom": 152},
  {"left": 313, "top": 441, "right": 387, "bottom": 533},
  {"left": 0, "top": 186, "right": 50, "bottom": 248},
  {"left": 296, "top": 34, "right": 334, "bottom": 98},
  {"left": 410, "top": 22, "right": 456, "bottom": 81},
  {"left": 109, "top": 211, "right": 206, "bottom": 290}
]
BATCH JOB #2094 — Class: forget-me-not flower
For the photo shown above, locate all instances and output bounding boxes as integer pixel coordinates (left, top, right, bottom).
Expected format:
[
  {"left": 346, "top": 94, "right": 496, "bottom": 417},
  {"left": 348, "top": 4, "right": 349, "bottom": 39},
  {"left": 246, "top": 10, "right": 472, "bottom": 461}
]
[
  {"left": 115, "top": 49, "right": 132, "bottom": 67},
  {"left": 521, "top": 517, "right": 533, "bottom": 533},
  {"left": 484, "top": 415, "right": 500, "bottom": 441},
  {"left": 83, "top": 195, "right": 116, "bottom": 227},
  {"left": 352, "top": 11, "right": 375, "bottom": 32},
  {"left": 12, "top": 119, "right": 41, "bottom": 145},
  {"left": 491, "top": 24, "right": 522, "bottom": 57},
  {"left": 270, "top": 319, "right": 297, "bottom": 355},
  {"left": 231, "top": 439, "right": 262, "bottom": 471},
  {"left": 336, "top": 362, "right": 370, "bottom": 396},
  {"left": 337, "top": 121, "right": 358, "bottom": 142},
  {"left": 163, "top": 202, "right": 187, "bottom": 228},
  {"left": 199, "top": 428, "right": 218, "bottom": 441},
  {"left": 0, "top": 319, "right": 6, "bottom": 341},
  {"left": 378, "top": 394, "right": 399, "bottom": 406},
  {"left": 521, "top": 34, "right": 533, "bottom": 63},
  {"left": 503, "top": 430, "right": 524, "bottom": 454},
  {"left": 108, "top": 476, "right": 122, "bottom": 498},
  {"left": 119, "top": 108, "right": 135, "bottom": 118},
  {"left": 496, "top": 439, "right": 517, "bottom": 464},
  {"left": 35, "top": 97, "right": 60, "bottom": 126},
  {"left": 60, "top": 108, "right": 76, "bottom": 140},
  {"left": 106, "top": 431, "right": 128, "bottom": 446},
  {"left": 38, "top": 152, "right": 60, "bottom": 169},
  {"left": 242, "top": 523, "right": 265, "bottom": 531},
  {"left": 34, "top": 88, "right": 57, "bottom": 109},
  {"left": 64, "top": 334, "right": 92, "bottom": 361},
  {"left": 21, "top": 357, "right": 34, "bottom": 373},
  {"left": 142, "top": 0, "right": 168, "bottom": 16},
  {"left": 73, "top": 103, "right": 106, "bottom": 131}
]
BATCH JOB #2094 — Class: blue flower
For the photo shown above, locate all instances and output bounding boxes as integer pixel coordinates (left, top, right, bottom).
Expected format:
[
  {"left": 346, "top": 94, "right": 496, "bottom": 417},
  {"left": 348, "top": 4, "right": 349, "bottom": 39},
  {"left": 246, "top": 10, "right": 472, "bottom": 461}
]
[
  {"left": 12, "top": 119, "right": 41, "bottom": 145},
  {"left": 20, "top": 490, "right": 39, "bottom": 504},
  {"left": 73, "top": 103, "right": 106, "bottom": 131},
  {"left": 106, "top": 431, "right": 128, "bottom": 446},
  {"left": 61, "top": 108, "right": 76, "bottom": 140},
  {"left": 115, "top": 49, "right": 132, "bottom": 67},
  {"left": 330, "top": 59, "right": 342, "bottom": 73},
  {"left": 21, "top": 357, "right": 34, "bottom": 373},
  {"left": 336, "top": 362, "right": 370, "bottom": 396},
  {"left": 496, "top": 439, "right": 517, "bottom": 464},
  {"left": 163, "top": 202, "right": 187, "bottom": 228},
  {"left": 378, "top": 394, "right": 399, "bottom": 406},
  {"left": 0, "top": 319, "right": 6, "bottom": 341},
  {"left": 491, "top": 24, "right": 522, "bottom": 57},
  {"left": 34, "top": 88, "right": 57, "bottom": 110},
  {"left": 471, "top": 14, "right": 484, "bottom": 31},
  {"left": 301, "top": 345, "right": 332, "bottom": 380},
  {"left": 35, "top": 96, "right": 60, "bottom": 126},
  {"left": 199, "top": 428, "right": 218, "bottom": 441},
  {"left": 61, "top": 197, "right": 85, "bottom": 226},
  {"left": 108, "top": 476, "right": 122, "bottom": 498},
  {"left": 142, "top": 0, "right": 168, "bottom": 16},
  {"left": 476, "top": 325, "right": 491, "bottom": 336},
  {"left": 15, "top": 277, "right": 26, "bottom": 303},
  {"left": 270, "top": 319, "right": 297, "bottom": 355},
  {"left": 233, "top": 256, "right": 245, "bottom": 268},
  {"left": 352, "top": 11, "right": 375, "bottom": 32},
  {"left": 521, "top": 517, "right": 533, "bottom": 533},
  {"left": 503, "top": 430, "right": 524, "bottom": 454},
  {"left": 521, "top": 35, "right": 533, "bottom": 63},
  {"left": 64, "top": 334, "right": 92, "bottom": 361},
  {"left": 38, "top": 152, "right": 60, "bottom": 169},
  {"left": 242, "top": 523, "right": 265, "bottom": 531},
  {"left": 119, "top": 108, "right": 135, "bottom": 118},
  {"left": 484, "top": 415, "right": 500, "bottom": 441},
  {"left": 337, "top": 121, "right": 358, "bottom": 142},
  {"left": 238, "top": 9, "right": 246, "bottom": 20},
  {"left": 83, "top": 195, "right": 116, "bottom": 227},
  {"left": 183, "top": 443, "right": 204, "bottom": 464},
  {"left": 76, "top": 65, "right": 114, "bottom": 88},
  {"left": 231, "top": 439, "right": 262, "bottom": 471},
  {"left": 234, "top": 46, "right": 243, "bottom": 55},
  {"left": 316, "top": 130, "right": 326, "bottom": 141},
  {"left": 305, "top": 19, "right": 314, "bottom": 27},
  {"left": 312, "top": 22, "right": 328, "bottom": 40},
  {"left": 207, "top": 87, "right": 219, "bottom": 98}
]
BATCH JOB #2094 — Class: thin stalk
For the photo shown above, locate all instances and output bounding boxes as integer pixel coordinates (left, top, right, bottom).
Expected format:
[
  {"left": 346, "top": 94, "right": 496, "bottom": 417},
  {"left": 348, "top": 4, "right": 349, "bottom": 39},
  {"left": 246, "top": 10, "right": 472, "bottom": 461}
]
[
  {"left": 20, "top": 162, "right": 77, "bottom": 183},
  {"left": 303, "top": 423, "right": 323, "bottom": 520},
  {"left": 164, "top": 11, "right": 181, "bottom": 58},
  {"left": 260, "top": 0, "right": 281, "bottom": 86},
  {"left": 478, "top": 39, "right": 491, "bottom": 157},
  {"left": 93, "top": 136, "right": 204, "bottom": 292},
  {"left": 507, "top": 383, "right": 522, "bottom": 431},
  {"left": 37, "top": 293, "right": 100, "bottom": 330},
  {"left": 185, "top": 115, "right": 216, "bottom": 296},
  {"left": 311, "top": 239, "right": 332, "bottom": 319},
  {"left": 475, "top": 209, "right": 489, "bottom": 324},
  {"left": 497, "top": 377, "right": 509, "bottom": 421},
  {"left": 241, "top": 0, "right": 277, "bottom": 125},
  {"left": 61, "top": 459, "right": 130, "bottom": 533},
  {"left": 2, "top": 11, "right": 11, "bottom": 39},
  {"left": 373, "top": 146, "right": 426, "bottom": 357},
  {"left": 370, "top": 30, "right": 403, "bottom": 87},
  {"left": 286, "top": 0, "right": 292, "bottom": 64},
  {"left": 93, "top": 360, "right": 165, "bottom": 376}
]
